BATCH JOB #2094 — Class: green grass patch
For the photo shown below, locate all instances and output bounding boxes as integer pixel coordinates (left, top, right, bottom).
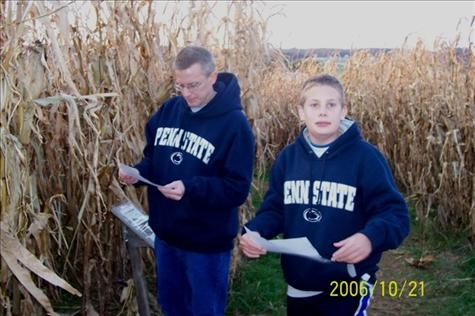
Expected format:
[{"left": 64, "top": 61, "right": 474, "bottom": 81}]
[
  {"left": 404, "top": 228, "right": 475, "bottom": 316},
  {"left": 227, "top": 254, "right": 286, "bottom": 316},
  {"left": 387, "top": 206, "right": 475, "bottom": 315},
  {"left": 52, "top": 290, "right": 83, "bottom": 314}
]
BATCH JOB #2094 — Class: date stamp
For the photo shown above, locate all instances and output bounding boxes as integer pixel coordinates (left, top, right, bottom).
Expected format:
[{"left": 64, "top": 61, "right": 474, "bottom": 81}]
[
  {"left": 376, "top": 280, "right": 425, "bottom": 297},
  {"left": 329, "top": 280, "right": 425, "bottom": 298}
]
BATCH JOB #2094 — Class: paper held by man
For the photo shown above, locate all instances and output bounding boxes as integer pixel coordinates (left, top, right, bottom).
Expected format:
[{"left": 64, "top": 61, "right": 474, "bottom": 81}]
[
  {"left": 244, "top": 227, "right": 356, "bottom": 277},
  {"left": 118, "top": 162, "right": 163, "bottom": 189}
]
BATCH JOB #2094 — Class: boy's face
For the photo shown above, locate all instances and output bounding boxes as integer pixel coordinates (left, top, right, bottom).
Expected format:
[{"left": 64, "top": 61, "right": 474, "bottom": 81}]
[
  {"left": 298, "top": 85, "right": 347, "bottom": 145},
  {"left": 175, "top": 63, "right": 217, "bottom": 107}
]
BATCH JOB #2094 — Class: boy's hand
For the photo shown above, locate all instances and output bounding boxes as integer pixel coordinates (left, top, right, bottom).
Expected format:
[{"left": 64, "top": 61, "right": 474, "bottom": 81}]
[
  {"left": 159, "top": 180, "right": 185, "bottom": 200},
  {"left": 118, "top": 169, "right": 138, "bottom": 185},
  {"left": 331, "top": 233, "right": 372, "bottom": 264},
  {"left": 239, "top": 232, "right": 267, "bottom": 258}
]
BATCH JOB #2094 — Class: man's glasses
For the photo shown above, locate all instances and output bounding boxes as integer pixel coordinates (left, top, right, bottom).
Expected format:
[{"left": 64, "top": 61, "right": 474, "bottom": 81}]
[{"left": 174, "top": 80, "right": 205, "bottom": 93}]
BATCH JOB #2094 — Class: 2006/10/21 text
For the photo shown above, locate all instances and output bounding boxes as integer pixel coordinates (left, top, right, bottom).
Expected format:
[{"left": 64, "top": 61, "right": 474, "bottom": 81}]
[{"left": 329, "top": 280, "right": 425, "bottom": 298}]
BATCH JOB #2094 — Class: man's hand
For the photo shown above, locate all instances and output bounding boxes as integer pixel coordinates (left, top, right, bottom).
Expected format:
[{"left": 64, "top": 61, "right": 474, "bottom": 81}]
[
  {"left": 239, "top": 232, "right": 267, "bottom": 258},
  {"left": 159, "top": 180, "right": 185, "bottom": 200},
  {"left": 118, "top": 168, "right": 138, "bottom": 185},
  {"left": 331, "top": 233, "right": 372, "bottom": 264}
]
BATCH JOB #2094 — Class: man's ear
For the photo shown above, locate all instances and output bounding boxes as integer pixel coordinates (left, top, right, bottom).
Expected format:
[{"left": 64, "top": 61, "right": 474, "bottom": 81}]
[{"left": 209, "top": 70, "right": 218, "bottom": 84}]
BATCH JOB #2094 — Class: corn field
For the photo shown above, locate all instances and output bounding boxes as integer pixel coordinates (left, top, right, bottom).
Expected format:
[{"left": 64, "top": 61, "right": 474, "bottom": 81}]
[{"left": 1, "top": 1, "right": 473, "bottom": 315}]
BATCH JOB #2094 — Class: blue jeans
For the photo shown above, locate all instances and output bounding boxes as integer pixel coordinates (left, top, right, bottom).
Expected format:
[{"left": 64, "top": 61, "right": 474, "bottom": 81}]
[{"left": 154, "top": 237, "right": 232, "bottom": 316}]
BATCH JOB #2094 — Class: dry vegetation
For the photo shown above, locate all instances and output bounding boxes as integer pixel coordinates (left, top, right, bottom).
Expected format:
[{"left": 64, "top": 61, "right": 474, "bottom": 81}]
[
  {"left": 343, "top": 45, "right": 474, "bottom": 233},
  {"left": 0, "top": 1, "right": 473, "bottom": 315}
]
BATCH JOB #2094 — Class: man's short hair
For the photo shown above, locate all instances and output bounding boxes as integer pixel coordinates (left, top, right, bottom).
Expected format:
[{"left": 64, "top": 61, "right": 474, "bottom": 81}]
[
  {"left": 173, "top": 46, "right": 216, "bottom": 75},
  {"left": 299, "top": 74, "right": 346, "bottom": 106}
]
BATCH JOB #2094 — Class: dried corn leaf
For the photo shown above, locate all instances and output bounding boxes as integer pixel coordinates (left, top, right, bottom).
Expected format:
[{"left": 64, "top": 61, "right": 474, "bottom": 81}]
[
  {"left": 0, "top": 222, "right": 82, "bottom": 298},
  {"left": 0, "top": 229, "right": 57, "bottom": 315},
  {"left": 85, "top": 302, "right": 100, "bottom": 316},
  {"left": 33, "top": 92, "right": 119, "bottom": 107},
  {"left": 33, "top": 96, "right": 65, "bottom": 107}
]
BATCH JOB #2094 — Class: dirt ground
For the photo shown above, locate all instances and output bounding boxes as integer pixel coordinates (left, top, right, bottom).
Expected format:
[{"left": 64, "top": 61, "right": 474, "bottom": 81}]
[{"left": 369, "top": 249, "right": 425, "bottom": 316}]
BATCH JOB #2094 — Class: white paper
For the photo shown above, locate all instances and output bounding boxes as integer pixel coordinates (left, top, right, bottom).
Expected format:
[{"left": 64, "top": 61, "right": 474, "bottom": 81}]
[
  {"left": 244, "top": 227, "right": 330, "bottom": 263},
  {"left": 244, "top": 227, "right": 356, "bottom": 277},
  {"left": 118, "top": 163, "right": 163, "bottom": 188}
]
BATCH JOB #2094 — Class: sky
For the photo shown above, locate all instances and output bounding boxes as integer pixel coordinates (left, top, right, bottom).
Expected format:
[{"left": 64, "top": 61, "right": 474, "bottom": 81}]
[
  {"left": 263, "top": 1, "right": 474, "bottom": 49},
  {"left": 64, "top": 1, "right": 474, "bottom": 49}
]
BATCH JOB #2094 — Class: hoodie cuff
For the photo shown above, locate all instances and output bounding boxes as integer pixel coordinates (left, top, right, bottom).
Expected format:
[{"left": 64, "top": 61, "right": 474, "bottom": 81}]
[
  {"left": 181, "top": 178, "right": 196, "bottom": 198},
  {"left": 360, "top": 225, "right": 385, "bottom": 252}
]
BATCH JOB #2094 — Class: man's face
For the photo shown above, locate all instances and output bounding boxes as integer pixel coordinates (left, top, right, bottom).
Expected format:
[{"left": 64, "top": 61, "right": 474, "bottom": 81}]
[{"left": 174, "top": 63, "right": 217, "bottom": 107}]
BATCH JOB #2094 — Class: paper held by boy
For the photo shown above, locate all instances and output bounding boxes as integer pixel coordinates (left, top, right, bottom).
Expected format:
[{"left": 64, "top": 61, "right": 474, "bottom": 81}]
[
  {"left": 244, "top": 227, "right": 356, "bottom": 278},
  {"left": 118, "top": 163, "right": 164, "bottom": 189}
]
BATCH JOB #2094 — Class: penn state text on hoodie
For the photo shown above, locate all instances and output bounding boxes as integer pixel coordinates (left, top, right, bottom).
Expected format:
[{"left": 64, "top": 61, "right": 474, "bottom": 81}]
[
  {"left": 245, "top": 120, "right": 409, "bottom": 291},
  {"left": 135, "top": 72, "right": 255, "bottom": 252}
]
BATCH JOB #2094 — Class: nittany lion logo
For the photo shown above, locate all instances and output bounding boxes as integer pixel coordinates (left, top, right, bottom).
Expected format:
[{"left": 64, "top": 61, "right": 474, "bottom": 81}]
[
  {"left": 170, "top": 152, "right": 183, "bottom": 165},
  {"left": 303, "top": 208, "right": 322, "bottom": 223}
]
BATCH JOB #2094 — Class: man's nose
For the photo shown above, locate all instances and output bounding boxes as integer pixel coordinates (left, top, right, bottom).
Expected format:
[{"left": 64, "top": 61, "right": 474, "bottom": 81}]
[{"left": 182, "top": 88, "right": 192, "bottom": 98}]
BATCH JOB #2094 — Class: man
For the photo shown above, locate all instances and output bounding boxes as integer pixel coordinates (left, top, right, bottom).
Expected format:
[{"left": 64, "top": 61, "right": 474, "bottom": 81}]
[{"left": 119, "top": 46, "right": 255, "bottom": 316}]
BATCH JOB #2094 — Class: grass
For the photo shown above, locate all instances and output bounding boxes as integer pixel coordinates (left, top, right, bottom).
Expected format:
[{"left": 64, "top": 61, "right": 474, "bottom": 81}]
[
  {"left": 52, "top": 291, "right": 82, "bottom": 314},
  {"left": 400, "top": 215, "right": 475, "bottom": 316},
  {"left": 227, "top": 254, "right": 286, "bottom": 316}
]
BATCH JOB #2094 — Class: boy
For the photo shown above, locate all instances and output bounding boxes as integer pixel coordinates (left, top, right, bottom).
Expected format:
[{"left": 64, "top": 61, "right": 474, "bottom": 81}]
[{"left": 239, "top": 74, "right": 409, "bottom": 315}]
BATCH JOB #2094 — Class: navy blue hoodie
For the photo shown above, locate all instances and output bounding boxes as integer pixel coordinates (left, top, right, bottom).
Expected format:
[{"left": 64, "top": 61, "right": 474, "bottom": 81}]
[
  {"left": 135, "top": 73, "right": 255, "bottom": 252},
  {"left": 245, "top": 120, "right": 409, "bottom": 291}
]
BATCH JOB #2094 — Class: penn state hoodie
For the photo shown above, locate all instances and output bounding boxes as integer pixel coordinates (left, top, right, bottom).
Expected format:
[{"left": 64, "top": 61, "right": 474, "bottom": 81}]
[
  {"left": 245, "top": 120, "right": 409, "bottom": 291},
  {"left": 134, "top": 72, "right": 255, "bottom": 252}
]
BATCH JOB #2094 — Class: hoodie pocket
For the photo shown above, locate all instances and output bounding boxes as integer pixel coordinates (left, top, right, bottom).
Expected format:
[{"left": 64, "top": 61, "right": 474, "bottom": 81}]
[{"left": 282, "top": 255, "right": 357, "bottom": 292}]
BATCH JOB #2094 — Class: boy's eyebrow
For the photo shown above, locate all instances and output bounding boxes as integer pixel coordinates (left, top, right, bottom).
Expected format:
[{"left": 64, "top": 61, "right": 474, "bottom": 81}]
[{"left": 308, "top": 98, "right": 338, "bottom": 102}]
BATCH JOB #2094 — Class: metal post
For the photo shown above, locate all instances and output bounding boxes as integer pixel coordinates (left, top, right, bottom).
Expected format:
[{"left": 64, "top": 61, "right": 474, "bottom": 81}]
[
  {"left": 113, "top": 201, "right": 156, "bottom": 316},
  {"left": 123, "top": 226, "right": 151, "bottom": 316}
]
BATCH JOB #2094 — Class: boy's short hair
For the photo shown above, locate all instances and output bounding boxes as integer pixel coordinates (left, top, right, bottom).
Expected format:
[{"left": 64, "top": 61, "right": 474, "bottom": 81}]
[
  {"left": 173, "top": 46, "right": 216, "bottom": 76},
  {"left": 299, "top": 74, "right": 345, "bottom": 106}
]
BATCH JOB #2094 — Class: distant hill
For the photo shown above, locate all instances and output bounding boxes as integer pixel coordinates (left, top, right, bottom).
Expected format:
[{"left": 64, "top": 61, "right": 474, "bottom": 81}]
[
  {"left": 281, "top": 48, "right": 391, "bottom": 60},
  {"left": 281, "top": 47, "right": 471, "bottom": 61}
]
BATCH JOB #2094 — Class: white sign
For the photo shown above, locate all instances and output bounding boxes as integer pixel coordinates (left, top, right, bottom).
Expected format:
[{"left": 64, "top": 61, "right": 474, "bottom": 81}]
[{"left": 112, "top": 201, "right": 155, "bottom": 248}]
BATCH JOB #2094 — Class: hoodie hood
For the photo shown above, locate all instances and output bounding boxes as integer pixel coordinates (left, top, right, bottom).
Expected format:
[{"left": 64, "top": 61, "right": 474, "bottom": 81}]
[
  {"left": 297, "top": 118, "right": 361, "bottom": 159},
  {"left": 182, "top": 72, "right": 242, "bottom": 119}
]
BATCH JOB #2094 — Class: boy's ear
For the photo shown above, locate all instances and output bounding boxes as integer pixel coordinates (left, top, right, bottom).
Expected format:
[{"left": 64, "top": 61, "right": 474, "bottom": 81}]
[
  {"left": 341, "top": 104, "right": 348, "bottom": 120},
  {"left": 298, "top": 105, "right": 305, "bottom": 121}
]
